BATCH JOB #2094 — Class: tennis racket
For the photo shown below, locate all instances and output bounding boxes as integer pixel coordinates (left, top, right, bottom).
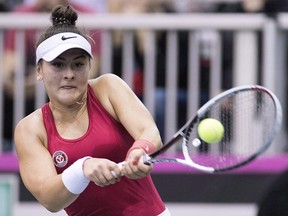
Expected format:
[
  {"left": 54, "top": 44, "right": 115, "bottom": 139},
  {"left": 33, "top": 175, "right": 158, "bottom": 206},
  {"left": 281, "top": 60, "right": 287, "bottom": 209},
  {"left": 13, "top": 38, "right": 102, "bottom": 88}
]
[{"left": 121, "top": 85, "right": 283, "bottom": 173}]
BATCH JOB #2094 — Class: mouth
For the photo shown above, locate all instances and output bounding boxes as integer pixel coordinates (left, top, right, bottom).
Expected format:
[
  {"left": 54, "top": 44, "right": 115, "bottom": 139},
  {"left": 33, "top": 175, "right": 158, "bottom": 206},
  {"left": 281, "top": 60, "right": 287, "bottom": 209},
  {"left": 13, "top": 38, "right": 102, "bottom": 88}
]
[{"left": 61, "top": 86, "right": 76, "bottom": 89}]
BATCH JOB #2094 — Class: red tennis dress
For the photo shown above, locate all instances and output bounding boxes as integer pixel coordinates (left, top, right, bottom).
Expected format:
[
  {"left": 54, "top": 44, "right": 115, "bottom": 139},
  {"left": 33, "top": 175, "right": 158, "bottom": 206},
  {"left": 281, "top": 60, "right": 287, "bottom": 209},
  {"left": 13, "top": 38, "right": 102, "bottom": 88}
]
[{"left": 42, "top": 84, "right": 166, "bottom": 216}]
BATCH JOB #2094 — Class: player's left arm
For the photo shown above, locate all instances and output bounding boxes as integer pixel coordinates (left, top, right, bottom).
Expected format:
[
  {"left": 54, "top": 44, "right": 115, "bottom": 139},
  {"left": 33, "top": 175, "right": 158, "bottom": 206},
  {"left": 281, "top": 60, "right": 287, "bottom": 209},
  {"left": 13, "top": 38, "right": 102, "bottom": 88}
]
[{"left": 89, "top": 74, "right": 163, "bottom": 177}]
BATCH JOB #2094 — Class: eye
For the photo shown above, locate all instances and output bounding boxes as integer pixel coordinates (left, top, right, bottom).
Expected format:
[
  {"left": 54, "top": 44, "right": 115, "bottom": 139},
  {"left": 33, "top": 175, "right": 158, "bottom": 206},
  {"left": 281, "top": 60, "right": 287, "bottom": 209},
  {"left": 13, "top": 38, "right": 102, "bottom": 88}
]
[
  {"left": 51, "top": 61, "right": 65, "bottom": 68},
  {"left": 75, "top": 62, "right": 85, "bottom": 67},
  {"left": 72, "top": 60, "right": 88, "bottom": 70}
]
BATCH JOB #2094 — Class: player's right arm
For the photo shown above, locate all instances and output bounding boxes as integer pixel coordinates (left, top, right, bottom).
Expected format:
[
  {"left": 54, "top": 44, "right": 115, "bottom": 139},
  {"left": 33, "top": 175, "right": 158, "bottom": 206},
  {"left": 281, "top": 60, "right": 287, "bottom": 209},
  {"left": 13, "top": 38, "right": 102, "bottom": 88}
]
[{"left": 14, "top": 109, "right": 77, "bottom": 212}]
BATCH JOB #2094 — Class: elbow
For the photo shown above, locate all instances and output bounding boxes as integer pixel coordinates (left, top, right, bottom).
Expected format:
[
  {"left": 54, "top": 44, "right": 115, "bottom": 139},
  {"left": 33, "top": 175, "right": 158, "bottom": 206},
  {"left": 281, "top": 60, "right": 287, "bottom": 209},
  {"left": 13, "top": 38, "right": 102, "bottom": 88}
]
[
  {"left": 34, "top": 190, "right": 75, "bottom": 212},
  {"left": 43, "top": 203, "right": 64, "bottom": 213},
  {"left": 40, "top": 194, "right": 75, "bottom": 213},
  {"left": 40, "top": 198, "right": 68, "bottom": 213},
  {"left": 33, "top": 194, "right": 65, "bottom": 212},
  {"left": 22, "top": 179, "right": 73, "bottom": 213}
]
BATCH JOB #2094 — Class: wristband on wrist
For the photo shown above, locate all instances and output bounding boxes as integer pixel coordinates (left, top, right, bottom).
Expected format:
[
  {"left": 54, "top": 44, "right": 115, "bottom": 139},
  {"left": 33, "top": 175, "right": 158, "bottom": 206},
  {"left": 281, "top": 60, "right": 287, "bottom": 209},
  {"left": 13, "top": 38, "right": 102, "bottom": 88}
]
[
  {"left": 126, "top": 139, "right": 156, "bottom": 158},
  {"left": 62, "top": 156, "right": 92, "bottom": 195}
]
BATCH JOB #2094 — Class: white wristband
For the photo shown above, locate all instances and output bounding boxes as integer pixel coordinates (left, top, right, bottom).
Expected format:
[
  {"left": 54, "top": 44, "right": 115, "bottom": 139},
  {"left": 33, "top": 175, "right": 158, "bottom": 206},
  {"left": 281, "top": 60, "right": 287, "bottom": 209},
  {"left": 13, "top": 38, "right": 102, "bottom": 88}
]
[{"left": 62, "top": 156, "right": 92, "bottom": 194}]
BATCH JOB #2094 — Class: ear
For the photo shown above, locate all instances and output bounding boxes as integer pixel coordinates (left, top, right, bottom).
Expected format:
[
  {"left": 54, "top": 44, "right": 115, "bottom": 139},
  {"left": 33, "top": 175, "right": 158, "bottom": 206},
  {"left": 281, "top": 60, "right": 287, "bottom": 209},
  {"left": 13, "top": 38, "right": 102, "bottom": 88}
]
[{"left": 36, "top": 64, "right": 43, "bottom": 81}]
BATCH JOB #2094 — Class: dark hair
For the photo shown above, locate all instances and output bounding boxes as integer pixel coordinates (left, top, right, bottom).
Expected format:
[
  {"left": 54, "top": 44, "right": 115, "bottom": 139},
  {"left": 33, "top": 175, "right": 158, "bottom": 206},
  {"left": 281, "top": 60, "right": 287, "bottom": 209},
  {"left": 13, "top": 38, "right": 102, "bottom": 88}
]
[{"left": 36, "top": 5, "right": 90, "bottom": 48}]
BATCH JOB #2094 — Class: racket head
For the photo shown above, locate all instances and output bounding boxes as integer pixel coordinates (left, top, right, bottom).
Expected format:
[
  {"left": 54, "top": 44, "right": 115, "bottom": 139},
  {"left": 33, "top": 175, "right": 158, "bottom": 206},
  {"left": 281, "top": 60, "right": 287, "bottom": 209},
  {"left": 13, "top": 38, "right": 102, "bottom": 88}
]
[{"left": 182, "top": 85, "right": 282, "bottom": 172}]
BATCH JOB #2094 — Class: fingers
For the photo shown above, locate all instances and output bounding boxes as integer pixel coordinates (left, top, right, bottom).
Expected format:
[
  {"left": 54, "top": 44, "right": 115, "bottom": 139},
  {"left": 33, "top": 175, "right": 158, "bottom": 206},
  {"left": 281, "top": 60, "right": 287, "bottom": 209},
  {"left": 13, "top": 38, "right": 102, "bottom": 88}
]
[
  {"left": 84, "top": 155, "right": 152, "bottom": 187},
  {"left": 111, "top": 170, "right": 117, "bottom": 178},
  {"left": 93, "top": 168, "right": 121, "bottom": 187},
  {"left": 121, "top": 158, "right": 152, "bottom": 179},
  {"left": 122, "top": 149, "right": 153, "bottom": 179},
  {"left": 83, "top": 158, "right": 121, "bottom": 187},
  {"left": 110, "top": 170, "right": 121, "bottom": 181}
]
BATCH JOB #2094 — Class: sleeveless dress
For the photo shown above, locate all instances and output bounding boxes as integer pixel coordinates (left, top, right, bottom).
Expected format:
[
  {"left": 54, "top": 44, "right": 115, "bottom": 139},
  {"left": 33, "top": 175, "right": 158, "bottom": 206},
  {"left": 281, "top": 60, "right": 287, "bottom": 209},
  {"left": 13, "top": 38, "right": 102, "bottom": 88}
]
[{"left": 42, "top": 84, "right": 166, "bottom": 216}]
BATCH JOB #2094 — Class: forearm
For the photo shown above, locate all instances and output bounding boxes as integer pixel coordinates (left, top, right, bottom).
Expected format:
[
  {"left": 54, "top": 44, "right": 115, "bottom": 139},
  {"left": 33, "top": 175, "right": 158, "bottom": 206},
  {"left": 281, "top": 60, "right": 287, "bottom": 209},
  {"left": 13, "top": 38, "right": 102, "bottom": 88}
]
[
  {"left": 41, "top": 181, "right": 78, "bottom": 212},
  {"left": 135, "top": 125, "right": 163, "bottom": 150},
  {"left": 25, "top": 174, "right": 78, "bottom": 212},
  {"left": 22, "top": 157, "right": 91, "bottom": 212}
]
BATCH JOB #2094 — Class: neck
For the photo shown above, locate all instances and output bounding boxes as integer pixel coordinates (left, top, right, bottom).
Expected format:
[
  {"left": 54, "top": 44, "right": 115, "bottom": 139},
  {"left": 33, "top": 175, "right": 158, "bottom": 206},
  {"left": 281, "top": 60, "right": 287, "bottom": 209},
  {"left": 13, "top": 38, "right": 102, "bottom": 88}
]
[
  {"left": 49, "top": 92, "right": 87, "bottom": 111},
  {"left": 49, "top": 99, "right": 87, "bottom": 122}
]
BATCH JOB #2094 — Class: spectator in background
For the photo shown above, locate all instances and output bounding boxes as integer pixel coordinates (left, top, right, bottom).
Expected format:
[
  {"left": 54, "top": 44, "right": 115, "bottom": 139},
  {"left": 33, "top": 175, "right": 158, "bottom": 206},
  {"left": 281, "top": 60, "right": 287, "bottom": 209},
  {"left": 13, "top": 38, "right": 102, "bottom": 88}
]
[
  {"left": 0, "top": 0, "right": 11, "bottom": 152},
  {"left": 108, "top": 0, "right": 222, "bottom": 139},
  {"left": 2, "top": 0, "right": 101, "bottom": 151},
  {"left": 215, "top": 0, "right": 266, "bottom": 92},
  {"left": 108, "top": 0, "right": 167, "bottom": 137},
  {"left": 108, "top": 0, "right": 194, "bottom": 138},
  {"left": 157, "top": 0, "right": 216, "bottom": 138},
  {"left": 216, "top": 0, "right": 266, "bottom": 13},
  {"left": 23, "top": 0, "right": 108, "bottom": 12},
  {"left": 0, "top": 0, "right": 8, "bottom": 12},
  {"left": 1, "top": 0, "right": 20, "bottom": 11},
  {"left": 264, "top": 0, "right": 288, "bottom": 16},
  {"left": 70, "top": 0, "right": 107, "bottom": 13}
]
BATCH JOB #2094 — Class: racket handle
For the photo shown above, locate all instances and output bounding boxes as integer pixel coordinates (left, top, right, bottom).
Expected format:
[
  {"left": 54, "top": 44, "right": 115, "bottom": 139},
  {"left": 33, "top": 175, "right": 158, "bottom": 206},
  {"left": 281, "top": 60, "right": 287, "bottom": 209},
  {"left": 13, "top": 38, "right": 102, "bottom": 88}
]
[
  {"left": 142, "top": 154, "right": 152, "bottom": 165},
  {"left": 117, "top": 161, "right": 125, "bottom": 168},
  {"left": 117, "top": 154, "right": 151, "bottom": 168}
]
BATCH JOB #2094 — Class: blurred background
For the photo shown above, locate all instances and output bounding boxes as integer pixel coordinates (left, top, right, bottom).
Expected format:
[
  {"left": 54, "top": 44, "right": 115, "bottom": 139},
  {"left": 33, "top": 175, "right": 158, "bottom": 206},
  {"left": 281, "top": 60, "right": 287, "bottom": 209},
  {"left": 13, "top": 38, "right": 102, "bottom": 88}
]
[{"left": 1, "top": 0, "right": 288, "bottom": 215}]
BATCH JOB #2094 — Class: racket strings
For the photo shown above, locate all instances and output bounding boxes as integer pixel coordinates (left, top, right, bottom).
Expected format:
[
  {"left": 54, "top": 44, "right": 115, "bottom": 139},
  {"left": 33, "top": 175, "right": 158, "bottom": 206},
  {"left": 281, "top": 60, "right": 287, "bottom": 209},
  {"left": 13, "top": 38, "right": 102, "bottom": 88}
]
[{"left": 185, "top": 89, "right": 278, "bottom": 171}]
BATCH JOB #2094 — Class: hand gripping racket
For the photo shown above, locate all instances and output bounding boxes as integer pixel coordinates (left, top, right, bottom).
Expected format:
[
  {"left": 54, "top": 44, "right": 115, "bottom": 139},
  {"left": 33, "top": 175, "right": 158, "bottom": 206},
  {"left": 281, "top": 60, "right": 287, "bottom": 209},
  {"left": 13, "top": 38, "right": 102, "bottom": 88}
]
[{"left": 120, "top": 85, "right": 282, "bottom": 173}]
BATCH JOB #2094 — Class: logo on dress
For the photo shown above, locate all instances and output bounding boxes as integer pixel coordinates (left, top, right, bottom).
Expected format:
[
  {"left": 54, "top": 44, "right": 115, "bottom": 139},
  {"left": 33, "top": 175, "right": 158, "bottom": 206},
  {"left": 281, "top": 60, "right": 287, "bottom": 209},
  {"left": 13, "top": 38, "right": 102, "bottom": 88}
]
[{"left": 52, "top": 151, "right": 68, "bottom": 168}]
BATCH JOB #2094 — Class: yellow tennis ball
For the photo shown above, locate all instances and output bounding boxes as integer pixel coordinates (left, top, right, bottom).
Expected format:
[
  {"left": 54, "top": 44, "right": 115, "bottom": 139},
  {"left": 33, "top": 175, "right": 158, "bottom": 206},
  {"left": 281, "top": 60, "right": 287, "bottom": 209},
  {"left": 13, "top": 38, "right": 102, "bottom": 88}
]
[{"left": 197, "top": 118, "right": 224, "bottom": 143}]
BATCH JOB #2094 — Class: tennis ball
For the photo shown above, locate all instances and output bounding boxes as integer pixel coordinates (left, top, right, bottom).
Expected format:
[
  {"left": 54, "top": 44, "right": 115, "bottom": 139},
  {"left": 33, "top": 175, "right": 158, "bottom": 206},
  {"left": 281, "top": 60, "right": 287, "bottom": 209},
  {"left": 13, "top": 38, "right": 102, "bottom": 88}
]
[{"left": 197, "top": 118, "right": 224, "bottom": 143}]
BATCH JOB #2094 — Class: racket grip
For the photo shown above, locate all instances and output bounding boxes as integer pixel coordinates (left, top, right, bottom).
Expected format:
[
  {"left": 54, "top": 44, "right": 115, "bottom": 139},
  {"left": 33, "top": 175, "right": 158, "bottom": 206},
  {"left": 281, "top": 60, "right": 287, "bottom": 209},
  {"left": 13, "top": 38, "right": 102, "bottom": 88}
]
[
  {"left": 117, "top": 155, "right": 152, "bottom": 176},
  {"left": 117, "top": 161, "right": 125, "bottom": 168},
  {"left": 117, "top": 154, "right": 151, "bottom": 168},
  {"left": 142, "top": 154, "right": 152, "bottom": 165}
]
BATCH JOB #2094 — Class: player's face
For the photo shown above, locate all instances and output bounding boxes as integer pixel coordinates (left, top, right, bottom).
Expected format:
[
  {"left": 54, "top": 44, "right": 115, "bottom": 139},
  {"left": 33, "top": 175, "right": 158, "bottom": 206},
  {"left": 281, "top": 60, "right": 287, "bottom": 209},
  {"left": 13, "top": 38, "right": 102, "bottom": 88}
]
[{"left": 37, "top": 48, "right": 91, "bottom": 106}]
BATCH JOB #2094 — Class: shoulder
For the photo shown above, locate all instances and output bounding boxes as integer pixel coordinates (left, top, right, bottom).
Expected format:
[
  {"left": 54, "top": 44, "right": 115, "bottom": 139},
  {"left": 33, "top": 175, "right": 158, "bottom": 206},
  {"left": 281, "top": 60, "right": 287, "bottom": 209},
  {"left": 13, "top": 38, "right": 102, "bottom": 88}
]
[
  {"left": 15, "top": 109, "right": 44, "bottom": 137},
  {"left": 89, "top": 73, "right": 127, "bottom": 90},
  {"left": 14, "top": 109, "right": 46, "bottom": 148},
  {"left": 88, "top": 73, "right": 129, "bottom": 100},
  {"left": 88, "top": 74, "right": 130, "bottom": 121}
]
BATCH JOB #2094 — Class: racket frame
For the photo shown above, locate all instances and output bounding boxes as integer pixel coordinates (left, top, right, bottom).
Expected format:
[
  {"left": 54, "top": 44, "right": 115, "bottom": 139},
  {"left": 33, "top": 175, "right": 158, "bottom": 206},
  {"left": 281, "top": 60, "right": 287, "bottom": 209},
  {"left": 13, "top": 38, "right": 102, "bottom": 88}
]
[{"left": 144, "top": 85, "right": 282, "bottom": 173}]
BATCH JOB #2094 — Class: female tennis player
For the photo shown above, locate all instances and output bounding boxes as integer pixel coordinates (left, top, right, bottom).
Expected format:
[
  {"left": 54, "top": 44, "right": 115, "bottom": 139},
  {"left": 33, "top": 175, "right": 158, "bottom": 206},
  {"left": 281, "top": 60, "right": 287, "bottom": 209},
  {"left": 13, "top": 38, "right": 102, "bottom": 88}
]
[{"left": 14, "top": 5, "right": 170, "bottom": 216}]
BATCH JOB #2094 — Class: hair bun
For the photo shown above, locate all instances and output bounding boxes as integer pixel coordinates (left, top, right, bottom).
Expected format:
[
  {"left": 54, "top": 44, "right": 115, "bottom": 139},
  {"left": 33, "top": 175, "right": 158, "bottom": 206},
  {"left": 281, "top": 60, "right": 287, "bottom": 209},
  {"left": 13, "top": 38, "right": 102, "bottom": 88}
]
[{"left": 51, "top": 5, "right": 78, "bottom": 27}]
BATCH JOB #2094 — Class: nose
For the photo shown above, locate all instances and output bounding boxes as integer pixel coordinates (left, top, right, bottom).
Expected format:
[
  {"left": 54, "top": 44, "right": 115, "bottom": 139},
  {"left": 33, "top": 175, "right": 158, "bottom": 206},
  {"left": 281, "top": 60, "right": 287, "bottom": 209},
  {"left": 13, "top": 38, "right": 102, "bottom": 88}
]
[{"left": 64, "top": 68, "right": 75, "bottom": 80}]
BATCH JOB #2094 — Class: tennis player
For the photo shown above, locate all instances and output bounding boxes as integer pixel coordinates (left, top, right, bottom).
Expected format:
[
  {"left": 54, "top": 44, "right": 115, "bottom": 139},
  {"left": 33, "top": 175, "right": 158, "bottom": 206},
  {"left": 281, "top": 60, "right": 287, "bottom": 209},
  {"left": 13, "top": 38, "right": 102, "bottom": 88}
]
[{"left": 14, "top": 5, "right": 170, "bottom": 216}]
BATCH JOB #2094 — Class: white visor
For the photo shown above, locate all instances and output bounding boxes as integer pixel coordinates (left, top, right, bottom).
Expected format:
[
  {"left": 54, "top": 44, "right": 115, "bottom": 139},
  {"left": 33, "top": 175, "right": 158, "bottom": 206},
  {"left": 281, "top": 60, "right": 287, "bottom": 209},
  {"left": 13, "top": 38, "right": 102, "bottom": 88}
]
[{"left": 36, "top": 32, "right": 92, "bottom": 64}]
